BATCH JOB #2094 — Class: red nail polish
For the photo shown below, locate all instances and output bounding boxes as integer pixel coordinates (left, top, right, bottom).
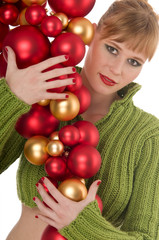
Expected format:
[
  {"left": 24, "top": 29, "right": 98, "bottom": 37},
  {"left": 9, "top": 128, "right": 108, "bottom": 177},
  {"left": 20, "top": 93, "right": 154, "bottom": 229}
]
[
  {"left": 36, "top": 183, "right": 39, "bottom": 187},
  {"left": 65, "top": 55, "right": 69, "bottom": 60},
  {"left": 41, "top": 177, "right": 45, "bottom": 182},
  {"left": 35, "top": 215, "right": 38, "bottom": 218},
  {"left": 33, "top": 197, "right": 36, "bottom": 201},
  {"left": 5, "top": 47, "right": 8, "bottom": 52},
  {"left": 72, "top": 79, "right": 76, "bottom": 83},
  {"left": 65, "top": 94, "right": 69, "bottom": 99},
  {"left": 72, "top": 67, "right": 76, "bottom": 72},
  {"left": 97, "top": 180, "right": 101, "bottom": 186}
]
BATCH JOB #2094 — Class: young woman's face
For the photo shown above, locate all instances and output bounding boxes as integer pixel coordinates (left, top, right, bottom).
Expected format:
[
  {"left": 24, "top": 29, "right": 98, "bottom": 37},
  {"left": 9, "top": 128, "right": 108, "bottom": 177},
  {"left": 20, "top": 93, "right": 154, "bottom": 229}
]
[{"left": 82, "top": 29, "right": 147, "bottom": 97}]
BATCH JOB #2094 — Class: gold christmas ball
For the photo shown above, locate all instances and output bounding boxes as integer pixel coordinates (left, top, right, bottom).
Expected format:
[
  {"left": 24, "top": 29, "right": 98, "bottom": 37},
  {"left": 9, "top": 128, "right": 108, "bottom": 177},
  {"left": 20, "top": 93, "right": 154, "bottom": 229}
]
[
  {"left": 58, "top": 178, "right": 87, "bottom": 202},
  {"left": 50, "top": 92, "right": 80, "bottom": 121},
  {"left": 67, "top": 17, "right": 94, "bottom": 45},
  {"left": 54, "top": 12, "right": 69, "bottom": 29},
  {"left": 38, "top": 99, "right": 50, "bottom": 106},
  {"left": 49, "top": 131, "right": 59, "bottom": 141},
  {"left": 19, "top": 8, "right": 29, "bottom": 25},
  {"left": 24, "top": 136, "right": 49, "bottom": 165},
  {"left": 46, "top": 140, "right": 64, "bottom": 156},
  {"left": 22, "top": 0, "right": 46, "bottom": 6}
]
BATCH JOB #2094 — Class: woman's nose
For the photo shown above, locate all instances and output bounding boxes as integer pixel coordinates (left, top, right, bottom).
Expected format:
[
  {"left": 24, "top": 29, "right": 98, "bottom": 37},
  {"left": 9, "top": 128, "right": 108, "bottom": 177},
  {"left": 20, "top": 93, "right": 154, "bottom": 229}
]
[{"left": 109, "top": 58, "right": 124, "bottom": 76}]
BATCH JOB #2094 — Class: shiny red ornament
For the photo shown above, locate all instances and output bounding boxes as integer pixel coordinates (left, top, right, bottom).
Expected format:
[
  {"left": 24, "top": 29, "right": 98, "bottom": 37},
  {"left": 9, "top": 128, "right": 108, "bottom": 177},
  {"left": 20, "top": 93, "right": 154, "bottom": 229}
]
[
  {"left": 41, "top": 225, "right": 67, "bottom": 240},
  {"left": 25, "top": 4, "right": 46, "bottom": 25},
  {"left": 0, "top": 53, "right": 7, "bottom": 78},
  {"left": 0, "top": 4, "right": 19, "bottom": 25},
  {"left": 43, "top": 63, "right": 67, "bottom": 93},
  {"left": 74, "top": 85, "right": 91, "bottom": 114},
  {"left": 2, "top": 25, "right": 50, "bottom": 69},
  {"left": 41, "top": 15, "right": 63, "bottom": 37},
  {"left": 73, "top": 120, "right": 99, "bottom": 147},
  {"left": 15, "top": 104, "right": 59, "bottom": 139},
  {"left": 66, "top": 72, "right": 83, "bottom": 92},
  {"left": 0, "top": 20, "right": 9, "bottom": 52},
  {"left": 59, "top": 125, "right": 80, "bottom": 147},
  {"left": 67, "top": 144, "right": 101, "bottom": 179},
  {"left": 51, "top": 32, "right": 85, "bottom": 66},
  {"left": 45, "top": 156, "right": 67, "bottom": 181},
  {"left": 95, "top": 194, "right": 103, "bottom": 213},
  {"left": 48, "top": 0, "right": 96, "bottom": 18}
]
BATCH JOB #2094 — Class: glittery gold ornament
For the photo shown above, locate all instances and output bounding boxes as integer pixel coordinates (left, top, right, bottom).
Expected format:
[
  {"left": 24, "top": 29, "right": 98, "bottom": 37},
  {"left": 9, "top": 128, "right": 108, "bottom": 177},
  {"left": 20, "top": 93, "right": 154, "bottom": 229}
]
[
  {"left": 46, "top": 140, "right": 64, "bottom": 156},
  {"left": 58, "top": 178, "right": 87, "bottom": 201}
]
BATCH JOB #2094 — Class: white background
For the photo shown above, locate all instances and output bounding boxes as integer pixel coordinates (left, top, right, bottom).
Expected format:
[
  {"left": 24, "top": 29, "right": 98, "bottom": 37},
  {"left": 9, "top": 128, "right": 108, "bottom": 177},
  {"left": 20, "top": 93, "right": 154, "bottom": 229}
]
[{"left": 1, "top": 0, "right": 159, "bottom": 239}]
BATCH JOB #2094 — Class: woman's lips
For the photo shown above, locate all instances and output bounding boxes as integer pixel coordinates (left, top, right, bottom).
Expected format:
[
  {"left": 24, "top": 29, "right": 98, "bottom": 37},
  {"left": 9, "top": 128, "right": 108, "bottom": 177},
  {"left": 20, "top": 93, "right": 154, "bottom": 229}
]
[{"left": 99, "top": 73, "right": 117, "bottom": 86}]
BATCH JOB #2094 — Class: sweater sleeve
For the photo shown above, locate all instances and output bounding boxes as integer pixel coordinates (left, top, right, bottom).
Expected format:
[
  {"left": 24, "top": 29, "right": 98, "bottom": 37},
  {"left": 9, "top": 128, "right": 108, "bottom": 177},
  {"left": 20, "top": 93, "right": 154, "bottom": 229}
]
[
  {"left": 0, "top": 78, "right": 31, "bottom": 173},
  {"left": 59, "top": 136, "right": 159, "bottom": 240}
]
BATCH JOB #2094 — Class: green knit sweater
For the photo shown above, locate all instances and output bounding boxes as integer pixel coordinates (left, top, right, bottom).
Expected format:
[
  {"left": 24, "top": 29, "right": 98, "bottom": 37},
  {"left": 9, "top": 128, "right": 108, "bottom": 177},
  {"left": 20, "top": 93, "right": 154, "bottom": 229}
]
[{"left": 0, "top": 76, "right": 159, "bottom": 240}]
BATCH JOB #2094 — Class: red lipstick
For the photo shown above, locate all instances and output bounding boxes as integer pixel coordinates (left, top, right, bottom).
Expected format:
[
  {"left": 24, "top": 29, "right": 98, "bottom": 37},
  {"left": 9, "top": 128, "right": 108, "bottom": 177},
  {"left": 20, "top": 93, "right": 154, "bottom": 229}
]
[{"left": 99, "top": 73, "right": 117, "bottom": 86}]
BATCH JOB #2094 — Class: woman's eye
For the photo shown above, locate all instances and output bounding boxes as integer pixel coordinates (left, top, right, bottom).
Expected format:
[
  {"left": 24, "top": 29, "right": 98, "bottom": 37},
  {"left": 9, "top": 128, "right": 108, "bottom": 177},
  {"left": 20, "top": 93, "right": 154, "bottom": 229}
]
[
  {"left": 105, "top": 44, "right": 118, "bottom": 55},
  {"left": 128, "top": 59, "right": 141, "bottom": 67}
]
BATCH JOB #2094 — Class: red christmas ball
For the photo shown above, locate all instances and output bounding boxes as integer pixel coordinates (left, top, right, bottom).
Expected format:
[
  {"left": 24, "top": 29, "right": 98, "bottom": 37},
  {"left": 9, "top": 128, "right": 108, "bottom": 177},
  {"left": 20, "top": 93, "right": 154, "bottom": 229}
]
[
  {"left": 59, "top": 125, "right": 80, "bottom": 147},
  {"left": 0, "top": 4, "right": 19, "bottom": 25},
  {"left": 41, "top": 15, "right": 63, "bottom": 37},
  {"left": 73, "top": 120, "right": 99, "bottom": 147},
  {"left": 41, "top": 226, "right": 67, "bottom": 240},
  {"left": 15, "top": 104, "right": 59, "bottom": 139},
  {"left": 67, "top": 144, "right": 101, "bottom": 179},
  {"left": 45, "top": 156, "right": 67, "bottom": 181},
  {"left": 95, "top": 194, "right": 103, "bottom": 213},
  {"left": 48, "top": 0, "right": 96, "bottom": 18},
  {"left": 0, "top": 53, "right": 7, "bottom": 78},
  {"left": 74, "top": 85, "right": 91, "bottom": 114},
  {"left": 2, "top": 25, "right": 50, "bottom": 69},
  {"left": 66, "top": 72, "right": 83, "bottom": 92},
  {"left": 25, "top": 4, "right": 46, "bottom": 25},
  {"left": 0, "top": 21, "right": 9, "bottom": 52},
  {"left": 51, "top": 32, "right": 85, "bottom": 66},
  {"left": 42, "top": 63, "right": 67, "bottom": 93}
]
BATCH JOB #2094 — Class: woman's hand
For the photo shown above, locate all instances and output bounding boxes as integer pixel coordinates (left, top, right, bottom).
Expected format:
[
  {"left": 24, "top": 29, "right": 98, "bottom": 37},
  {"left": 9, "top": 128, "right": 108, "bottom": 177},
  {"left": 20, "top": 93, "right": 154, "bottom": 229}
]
[
  {"left": 4, "top": 46, "right": 76, "bottom": 105},
  {"left": 33, "top": 177, "right": 101, "bottom": 230}
]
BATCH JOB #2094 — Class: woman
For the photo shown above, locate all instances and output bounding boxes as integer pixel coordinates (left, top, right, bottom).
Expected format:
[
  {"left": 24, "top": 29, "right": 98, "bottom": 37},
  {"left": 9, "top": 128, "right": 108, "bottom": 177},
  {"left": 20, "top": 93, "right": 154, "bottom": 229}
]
[{"left": 1, "top": 0, "right": 159, "bottom": 239}]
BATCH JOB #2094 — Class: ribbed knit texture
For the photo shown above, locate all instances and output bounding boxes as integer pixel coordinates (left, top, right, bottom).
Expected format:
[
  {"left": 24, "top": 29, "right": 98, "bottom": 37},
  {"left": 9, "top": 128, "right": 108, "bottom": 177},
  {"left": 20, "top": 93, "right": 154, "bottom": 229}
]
[{"left": 1, "top": 73, "right": 159, "bottom": 239}]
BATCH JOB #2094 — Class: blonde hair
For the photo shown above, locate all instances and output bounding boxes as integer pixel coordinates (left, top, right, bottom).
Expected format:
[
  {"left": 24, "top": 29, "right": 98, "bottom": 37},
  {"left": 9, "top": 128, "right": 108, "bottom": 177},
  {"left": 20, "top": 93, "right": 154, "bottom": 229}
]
[{"left": 97, "top": 0, "right": 159, "bottom": 61}]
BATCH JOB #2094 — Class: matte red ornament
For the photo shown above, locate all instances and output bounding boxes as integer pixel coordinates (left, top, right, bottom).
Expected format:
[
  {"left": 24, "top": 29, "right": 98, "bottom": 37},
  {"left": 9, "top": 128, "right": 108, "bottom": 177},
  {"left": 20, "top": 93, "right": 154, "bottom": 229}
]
[
  {"left": 48, "top": 0, "right": 96, "bottom": 18},
  {"left": 15, "top": 104, "right": 59, "bottom": 139},
  {"left": 66, "top": 72, "right": 83, "bottom": 92},
  {"left": 45, "top": 156, "right": 67, "bottom": 181},
  {"left": 41, "top": 15, "right": 63, "bottom": 37},
  {"left": 73, "top": 120, "right": 99, "bottom": 147},
  {"left": 95, "top": 194, "right": 103, "bottom": 213},
  {"left": 51, "top": 32, "right": 85, "bottom": 66},
  {"left": 41, "top": 225, "right": 67, "bottom": 240},
  {"left": 74, "top": 85, "right": 91, "bottom": 114},
  {"left": 2, "top": 25, "right": 50, "bottom": 69},
  {"left": 0, "top": 53, "right": 7, "bottom": 78},
  {"left": 0, "top": 21, "right": 9, "bottom": 52},
  {"left": 67, "top": 144, "right": 101, "bottom": 179},
  {"left": 25, "top": 4, "right": 46, "bottom": 25},
  {"left": 42, "top": 63, "right": 67, "bottom": 93},
  {"left": 59, "top": 125, "right": 80, "bottom": 147},
  {"left": 0, "top": 4, "right": 19, "bottom": 25}
]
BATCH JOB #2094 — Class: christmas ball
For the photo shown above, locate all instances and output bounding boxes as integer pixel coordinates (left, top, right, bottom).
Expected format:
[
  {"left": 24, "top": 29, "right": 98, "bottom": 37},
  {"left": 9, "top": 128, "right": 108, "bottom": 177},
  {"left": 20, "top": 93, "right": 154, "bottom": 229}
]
[
  {"left": 24, "top": 136, "right": 49, "bottom": 165},
  {"left": 49, "top": 131, "right": 59, "bottom": 141},
  {"left": 19, "top": 8, "right": 29, "bottom": 25},
  {"left": 41, "top": 226, "right": 67, "bottom": 240},
  {"left": 59, "top": 125, "right": 80, "bottom": 147},
  {"left": 0, "top": 4, "right": 19, "bottom": 25},
  {"left": 15, "top": 104, "right": 59, "bottom": 139},
  {"left": 46, "top": 140, "right": 64, "bottom": 156},
  {"left": 66, "top": 72, "right": 83, "bottom": 92},
  {"left": 4, "top": 0, "right": 19, "bottom": 3},
  {"left": 45, "top": 156, "right": 67, "bottom": 181},
  {"left": 38, "top": 99, "right": 50, "bottom": 106},
  {"left": 67, "top": 144, "right": 101, "bottom": 179},
  {"left": 41, "top": 15, "right": 63, "bottom": 37},
  {"left": 74, "top": 85, "right": 91, "bottom": 114},
  {"left": 48, "top": 0, "right": 96, "bottom": 18},
  {"left": 58, "top": 178, "right": 87, "bottom": 201},
  {"left": 51, "top": 32, "right": 85, "bottom": 66},
  {"left": 50, "top": 92, "right": 80, "bottom": 121},
  {"left": 54, "top": 12, "right": 68, "bottom": 29},
  {"left": 67, "top": 17, "right": 94, "bottom": 45},
  {"left": 22, "top": 0, "right": 46, "bottom": 7},
  {"left": 95, "top": 194, "right": 103, "bottom": 213},
  {"left": 2, "top": 25, "right": 50, "bottom": 69},
  {"left": 25, "top": 4, "right": 46, "bottom": 25},
  {"left": 0, "top": 21, "right": 9, "bottom": 52},
  {"left": 73, "top": 120, "right": 99, "bottom": 147}
]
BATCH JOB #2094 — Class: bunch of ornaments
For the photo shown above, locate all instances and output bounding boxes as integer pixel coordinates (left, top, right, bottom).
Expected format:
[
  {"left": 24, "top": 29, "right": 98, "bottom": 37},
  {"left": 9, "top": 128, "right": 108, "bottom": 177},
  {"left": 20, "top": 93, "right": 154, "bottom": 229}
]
[{"left": 0, "top": 0, "right": 103, "bottom": 239}]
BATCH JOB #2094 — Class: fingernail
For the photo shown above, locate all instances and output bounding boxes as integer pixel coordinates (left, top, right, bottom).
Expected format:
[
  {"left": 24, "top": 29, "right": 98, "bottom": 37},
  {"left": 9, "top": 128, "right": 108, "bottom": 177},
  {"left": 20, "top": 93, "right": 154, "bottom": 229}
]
[
  {"left": 65, "top": 55, "right": 69, "bottom": 60},
  {"left": 41, "top": 177, "right": 45, "bottom": 182},
  {"left": 65, "top": 94, "right": 69, "bottom": 99},
  {"left": 97, "top": 180, "right": 101, "bottom": 186},
  {"left": 72, "top": 67, "right": 76, "bottom": 73},
  {"left": 36, "top": 183, "right": 39, "bottom": 187},
  {"left": 33, "top": 197, "right": 36, "bottom": 201},
  {"left": 35, "top": 215, "right": 38, "bottom": 218},
  {"left": 5, "top": 47, "right": 8, "bottom": 52},
  {"left": 72, "top": 78, "right": 76, "bottom": 83}
]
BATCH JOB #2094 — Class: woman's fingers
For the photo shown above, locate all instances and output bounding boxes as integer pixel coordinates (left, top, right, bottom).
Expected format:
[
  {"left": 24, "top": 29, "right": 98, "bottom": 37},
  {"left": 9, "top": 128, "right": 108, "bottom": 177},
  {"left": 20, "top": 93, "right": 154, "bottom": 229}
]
[
  {"left": 5, "top": 46, "right": 18, "bottom": 73},
  {"left": 45, "top": 77, "right": 75, "bottom": 89},
  {"left": 41, "top": 67, "right": 76, "bottom": 82}
]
